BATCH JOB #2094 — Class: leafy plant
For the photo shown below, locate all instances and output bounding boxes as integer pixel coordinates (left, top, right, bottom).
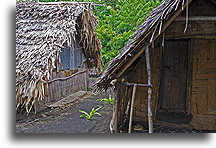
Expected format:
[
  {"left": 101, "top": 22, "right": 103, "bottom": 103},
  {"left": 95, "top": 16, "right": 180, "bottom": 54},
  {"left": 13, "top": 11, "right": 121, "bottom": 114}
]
[
  {"left": 79, "top": 106, "right": 102, "bottom": 120},
  {"left": 96, "top": 95, "right": 114, "bottom": 105},
  {"left": 51, "top": 0, "right": 162, "bottom": 68},
  {"left": 16, "top": 0, "right": 163, "bottom": 69},
  {"left": 92, "top": 0, "right": 162, "bottom": 68}
]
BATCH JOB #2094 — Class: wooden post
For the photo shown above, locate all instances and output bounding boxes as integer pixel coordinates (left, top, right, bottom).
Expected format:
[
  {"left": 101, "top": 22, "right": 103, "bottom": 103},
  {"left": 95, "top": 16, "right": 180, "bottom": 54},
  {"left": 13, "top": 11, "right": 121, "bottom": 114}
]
[
  {"left": 119, "top": 86, "right": 130, "bottom": 131},
  {"left": 145, "top": 46, "right": 153, "bottom": 133},
  {"left": 128, "top": 84, "right": 137, "bottom": 133}
]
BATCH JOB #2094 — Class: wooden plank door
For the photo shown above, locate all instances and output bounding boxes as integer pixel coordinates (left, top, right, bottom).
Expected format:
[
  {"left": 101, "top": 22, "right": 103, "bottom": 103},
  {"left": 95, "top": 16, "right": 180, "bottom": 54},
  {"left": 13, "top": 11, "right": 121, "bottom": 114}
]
[{"left": 159, "top": 40, "right": 189, "bottom": 112}]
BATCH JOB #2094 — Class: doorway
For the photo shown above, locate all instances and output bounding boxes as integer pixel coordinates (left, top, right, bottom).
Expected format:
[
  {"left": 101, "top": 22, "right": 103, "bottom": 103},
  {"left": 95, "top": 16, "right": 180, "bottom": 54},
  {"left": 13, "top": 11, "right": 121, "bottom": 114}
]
[{"left": 157, "top": 39, "right": 191, "bottom": 124}]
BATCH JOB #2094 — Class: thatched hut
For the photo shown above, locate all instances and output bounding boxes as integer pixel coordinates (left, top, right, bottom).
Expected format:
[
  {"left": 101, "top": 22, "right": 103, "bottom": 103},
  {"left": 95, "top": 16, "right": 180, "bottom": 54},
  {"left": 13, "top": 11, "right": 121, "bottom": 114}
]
[
  {"left": 96, "top": 0, "right": 215, "bottom": 132},
  {"left": 16, "top": 2, "right": 102, "bottom": 114}
]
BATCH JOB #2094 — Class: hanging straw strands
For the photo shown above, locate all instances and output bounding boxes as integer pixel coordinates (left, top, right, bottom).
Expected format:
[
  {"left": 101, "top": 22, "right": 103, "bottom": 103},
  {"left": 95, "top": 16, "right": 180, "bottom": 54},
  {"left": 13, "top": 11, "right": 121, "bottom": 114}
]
[
  {"left": 79, "top": 8, "right": 103, "bottom": 76},
  {"left": 16, "top": 2, "right": 102, "bottom": 114},
  {"left": 95, "top": 0, "right": 192, "bottom": 90}
]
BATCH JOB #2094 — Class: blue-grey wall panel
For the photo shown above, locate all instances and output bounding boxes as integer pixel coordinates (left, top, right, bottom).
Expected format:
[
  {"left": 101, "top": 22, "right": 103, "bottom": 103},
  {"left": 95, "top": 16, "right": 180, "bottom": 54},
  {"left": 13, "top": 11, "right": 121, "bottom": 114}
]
[
  {"left": 60, "top": 46, "right": 71, "bottom": 70},
  {"left": 60, "top": 37, "right": 86, "bottom": 70}
]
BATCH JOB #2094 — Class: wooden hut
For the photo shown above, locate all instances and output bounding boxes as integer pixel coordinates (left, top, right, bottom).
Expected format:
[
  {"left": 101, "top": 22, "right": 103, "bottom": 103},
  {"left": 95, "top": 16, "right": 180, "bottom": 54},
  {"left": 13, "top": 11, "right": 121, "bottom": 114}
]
[
  {"left": 96, "top": 0, "right": 215, "bottom": 132},
  {"left": 16, "top": 2, "right": 102, "bottom": 114}
]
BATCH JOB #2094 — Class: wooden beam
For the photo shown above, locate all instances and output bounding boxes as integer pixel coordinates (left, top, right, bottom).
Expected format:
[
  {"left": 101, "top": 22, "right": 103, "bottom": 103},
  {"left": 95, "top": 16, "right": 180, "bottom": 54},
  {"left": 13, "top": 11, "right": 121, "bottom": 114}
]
[
  {"left": 128, "top": 84, "right": 137, "bottom": 133},
  {"left": 145, "top": 46, "right": 153, "bottom": 133},
  {"left": 120, "top": 82, "right": 151, "bottom": 87},
  {"left": 44, "top": 70, "right": 87, "bottom": 83},
  {"left": 116, "top": 47, "right": 145, "bottom": 78},
  {"left": 119, "top": 86, "right": 130, "bottom": 131},
  {"left": 165, "top": 34, "right": 216, "bottom": 40},
  {"left": 175, "top": 16, "right": 216, "bottom": 21}
]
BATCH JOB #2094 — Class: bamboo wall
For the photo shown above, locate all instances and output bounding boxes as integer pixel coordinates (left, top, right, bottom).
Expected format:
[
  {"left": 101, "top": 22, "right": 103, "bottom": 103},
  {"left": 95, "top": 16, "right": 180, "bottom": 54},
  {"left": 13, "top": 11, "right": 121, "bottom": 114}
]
[
  {"left": 114, "top": 43, "right": 162, "bottom": 130},
  {"left": 42, "top": 69, "right": 88, "bottom": 104},
  {"left": 164, "top": 1, "right": 216, "bottom": 130},
  {"left": 116, "top": 39, "right": 215, "bottom": 130},
  {"left": 128, "top": 45, "right": 162, "bottom": 123},
  {"left": 114, "top": 1, "right": 215, "bottom": 131},
  {"left": 190, "top": 39, "right": 215, "bottom": 130}
]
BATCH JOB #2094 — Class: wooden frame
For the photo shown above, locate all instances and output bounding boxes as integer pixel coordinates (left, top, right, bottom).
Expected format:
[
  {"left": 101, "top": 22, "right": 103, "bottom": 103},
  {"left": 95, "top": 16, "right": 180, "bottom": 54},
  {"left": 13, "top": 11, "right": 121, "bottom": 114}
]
[
  {"left": 175, "top": 16, "right": 216, "bottom": 21},
  {"left": 156, "top": 39, "right": 191, "bottom": 114}
]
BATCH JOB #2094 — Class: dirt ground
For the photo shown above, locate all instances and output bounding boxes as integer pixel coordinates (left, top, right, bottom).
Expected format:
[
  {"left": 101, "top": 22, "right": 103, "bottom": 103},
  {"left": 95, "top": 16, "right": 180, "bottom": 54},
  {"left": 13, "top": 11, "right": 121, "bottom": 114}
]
[
  {"left": 16, "top": 90, "right": 113, "bottom": 133},
  {"left": 16, "top": 88, "right": 215, "bottom": 134},
  {"left": 120, "top": 122, "right": 216, "bottom": 133}
]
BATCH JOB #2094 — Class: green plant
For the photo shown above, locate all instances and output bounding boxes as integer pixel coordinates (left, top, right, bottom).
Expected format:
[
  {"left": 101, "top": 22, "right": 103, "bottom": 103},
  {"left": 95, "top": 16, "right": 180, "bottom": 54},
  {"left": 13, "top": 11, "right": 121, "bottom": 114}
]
[
  {"left": 79, "top": 106, "right": 102, "bottom": 120},
  {"left": 96, "top": 95, "right": 114, "bottom": 105},
  {"left": 16, "top": 0, "right": 163, "bottom": 69},
  {"left": 62, "top": 0, "right": 162, "bottom": 69},
  {"left": 92, "top": 0, "right": 162, "bottom": 68}
]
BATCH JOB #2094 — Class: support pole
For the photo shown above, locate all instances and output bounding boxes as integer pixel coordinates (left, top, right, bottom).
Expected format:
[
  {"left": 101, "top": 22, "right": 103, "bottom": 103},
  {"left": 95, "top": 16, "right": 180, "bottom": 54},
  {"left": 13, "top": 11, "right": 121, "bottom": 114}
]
[
  {"left": 128, "top": 84, "right": 137, "bottom": 133},
  {"left": 145, "top": 46, "right": 153, "bottom": 133}
]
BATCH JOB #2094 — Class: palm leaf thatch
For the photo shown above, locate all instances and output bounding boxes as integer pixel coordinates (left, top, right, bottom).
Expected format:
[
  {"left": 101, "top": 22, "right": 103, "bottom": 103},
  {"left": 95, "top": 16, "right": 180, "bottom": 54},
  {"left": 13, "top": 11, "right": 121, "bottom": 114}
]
[
  {"left": 95, "top": 0, "right": 193, "bottom": 90},
  {"left": 16, "top": 2, "right": 102, "bottom": 114}
]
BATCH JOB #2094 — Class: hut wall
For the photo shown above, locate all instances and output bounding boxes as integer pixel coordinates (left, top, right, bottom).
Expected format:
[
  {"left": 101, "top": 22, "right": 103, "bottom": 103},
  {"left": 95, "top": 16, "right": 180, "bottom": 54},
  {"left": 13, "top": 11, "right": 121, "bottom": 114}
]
[
  {"left": 190, "top": 39, "right": 215, "bottom": 130},
  {"left": 128, "top": 43, "right": 162, "bottom": 123},
  {"left": 114, "top": 41, "right": 162, "bottom": 129},
  {"left": 163, "top": 1, "right": 216, "bottom": 130},
  {"left": 109, "top": 0, "right": 216, "bottom": 133},
  {"left": 115, "top": 1, "right": 216, "bottom": 130},
  {"left": 40, "top": 69, "right": 88, "bottom": 105},
  {"left": 114, "top": 84, "right": 128, "bottom": 131},
  {"left": 165, "top": 0, "right": 215, "bottom": 40},
  {"left": 165, "top": 19, "right": 215, "bottom": 40},
  {"left": 60, "top": 38, "right": 86, "bottom": 71}
]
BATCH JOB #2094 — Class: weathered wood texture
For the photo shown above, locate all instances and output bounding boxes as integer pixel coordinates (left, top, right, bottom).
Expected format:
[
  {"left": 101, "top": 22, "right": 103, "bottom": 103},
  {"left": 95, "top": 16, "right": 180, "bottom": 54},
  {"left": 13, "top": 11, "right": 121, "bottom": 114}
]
[
  {"left": 190, "top": 39, "right": 215, "bottom": 130},
  {"left": 128, "top": 84, "right": 137, "bottom": 133},
  {"left": 145, "top": 46, "right": 153, "bottom": 133},
  {"left": 113, "top": 0, "right": 216, "bottom": 131},
  {"left": 60, "top": 38, "right": 86, "bottom": 70},
  {"left": 165, "top": 0, "right": 216, "bottom": 39},
  {"left": 132, "top": 44, "right": 162, "bottom": 122},
  {"left": 42, "top": 69, "right": 88, "bottom": 104},
  {"left": 116, "top": 42, "right": 162, "bottom": 124},
  {"left": 114, "top": 84, "right": 127, "bottom": 132},
  {"left": 159, "top": 40, "right": 188, "bottom": 112}
]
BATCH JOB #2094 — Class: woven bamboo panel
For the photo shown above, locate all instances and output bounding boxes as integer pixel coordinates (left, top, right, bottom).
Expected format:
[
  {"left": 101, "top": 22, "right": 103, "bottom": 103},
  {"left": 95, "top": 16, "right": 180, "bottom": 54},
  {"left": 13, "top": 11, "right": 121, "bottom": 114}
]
[
  {"left": 43, "top": 70, "right": 88, "bottom": 104},
  {"left": 131, "top": 45, "right": 162, "bottom": 122},
  {"left": 114, "top": 45, "right": 162, "bottom": 128},
  {"left": 191, "top": 39, "right": 215, "bottom": 130}
]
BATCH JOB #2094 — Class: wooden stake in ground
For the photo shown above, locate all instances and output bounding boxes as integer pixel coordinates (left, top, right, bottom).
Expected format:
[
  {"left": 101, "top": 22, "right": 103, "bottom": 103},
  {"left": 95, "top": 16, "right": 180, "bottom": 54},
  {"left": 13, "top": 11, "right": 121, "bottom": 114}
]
[
  {"left": 145, "top": 46, "right": 153, "bottom": 133},
  {"left": 128, "top": 84, "right": 137, "bottom": 133}
]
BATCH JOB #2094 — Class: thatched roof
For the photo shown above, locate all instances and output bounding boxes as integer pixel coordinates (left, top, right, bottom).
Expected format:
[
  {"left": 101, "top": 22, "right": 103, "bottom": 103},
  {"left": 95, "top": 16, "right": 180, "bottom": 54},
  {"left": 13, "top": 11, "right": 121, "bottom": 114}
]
[
  {"left": 95, "top": 0, "right": 194, "bottom": 90},
  {"left": 16, "top": 2, "right": 102, "bottom": 113}
]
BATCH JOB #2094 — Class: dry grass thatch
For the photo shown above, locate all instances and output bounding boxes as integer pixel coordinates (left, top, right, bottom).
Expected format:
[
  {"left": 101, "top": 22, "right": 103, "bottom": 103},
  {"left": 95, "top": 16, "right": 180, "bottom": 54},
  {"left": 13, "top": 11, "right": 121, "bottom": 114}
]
[
  {"left": 95, "top": 0, "right": 193, "bottom": 90},
  {"left": 16, "top": 2, "right": 102, "bottom": 114}
]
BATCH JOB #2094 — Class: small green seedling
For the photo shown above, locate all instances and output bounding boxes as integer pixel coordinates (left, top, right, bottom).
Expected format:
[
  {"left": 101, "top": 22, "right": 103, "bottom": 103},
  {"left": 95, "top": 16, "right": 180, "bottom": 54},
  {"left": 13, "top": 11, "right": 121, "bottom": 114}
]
[
  {"left": 79, "top": 106, "right": 102, "bottom": 120},
  {"left": 96, "top": 95, "right": 114, "bottom": 105}
]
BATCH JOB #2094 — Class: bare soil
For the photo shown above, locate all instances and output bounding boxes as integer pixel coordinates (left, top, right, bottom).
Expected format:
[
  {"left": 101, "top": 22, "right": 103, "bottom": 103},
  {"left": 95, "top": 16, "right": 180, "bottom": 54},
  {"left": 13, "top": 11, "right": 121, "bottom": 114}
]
[{"left": 16, "top": 90, "right": 113, "bottom": 133}]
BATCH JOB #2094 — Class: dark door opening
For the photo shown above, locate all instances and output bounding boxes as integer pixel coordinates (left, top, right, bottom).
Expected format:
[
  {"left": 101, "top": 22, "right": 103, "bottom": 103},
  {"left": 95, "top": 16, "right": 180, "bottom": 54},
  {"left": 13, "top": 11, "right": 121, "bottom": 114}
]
[{"left": 157, "top": 40, "right": 191, "bottom": 124}]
